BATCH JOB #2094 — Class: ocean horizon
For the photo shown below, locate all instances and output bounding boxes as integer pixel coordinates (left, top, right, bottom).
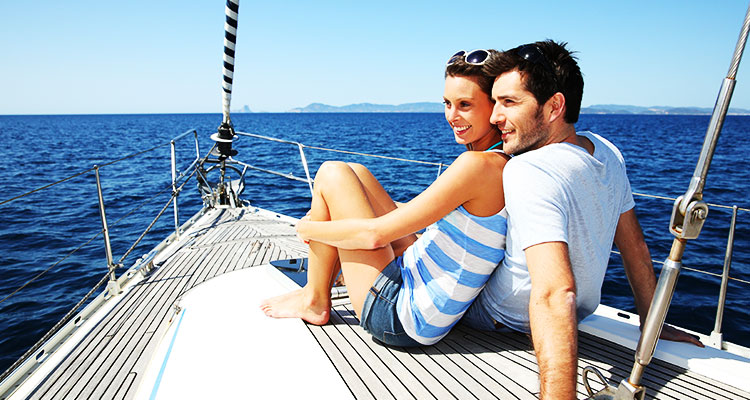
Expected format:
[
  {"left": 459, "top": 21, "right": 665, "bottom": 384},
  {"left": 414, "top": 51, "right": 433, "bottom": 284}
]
[{"left": 6, "top": 102, "right": 750, "bottom": 116}]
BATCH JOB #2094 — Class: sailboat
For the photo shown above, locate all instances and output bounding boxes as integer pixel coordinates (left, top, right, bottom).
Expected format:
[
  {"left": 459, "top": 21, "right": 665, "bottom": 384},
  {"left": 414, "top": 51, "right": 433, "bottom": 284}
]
[{"left": 1, "top": 1, "right": 749, "bottom": 399}]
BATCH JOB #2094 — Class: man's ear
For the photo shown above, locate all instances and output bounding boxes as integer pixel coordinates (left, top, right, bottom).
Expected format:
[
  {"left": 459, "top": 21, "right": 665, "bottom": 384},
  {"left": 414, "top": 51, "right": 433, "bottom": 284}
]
[{"left": 546, "top": 92, "right": 566, "bottom": 123}]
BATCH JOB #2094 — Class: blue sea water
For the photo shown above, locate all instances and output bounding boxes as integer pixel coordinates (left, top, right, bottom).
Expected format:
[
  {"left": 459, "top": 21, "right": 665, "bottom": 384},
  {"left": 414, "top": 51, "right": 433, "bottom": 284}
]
[{"left": 0, "top": 113, "right": 748, "bottom": 374}]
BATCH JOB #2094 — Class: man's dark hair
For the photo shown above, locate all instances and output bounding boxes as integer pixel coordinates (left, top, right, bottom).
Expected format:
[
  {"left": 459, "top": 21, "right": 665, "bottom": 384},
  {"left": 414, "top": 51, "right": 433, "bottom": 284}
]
[
  {"left": 482, "top": 40, "right": 584, "bottom": 123},
  {"left": 445, "top": 58, "right": 495, "bottom": 101}
]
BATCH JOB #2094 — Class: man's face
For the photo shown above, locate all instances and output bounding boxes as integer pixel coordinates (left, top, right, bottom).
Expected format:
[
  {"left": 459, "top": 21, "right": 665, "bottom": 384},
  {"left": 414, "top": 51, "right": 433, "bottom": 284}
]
[{"left": 489, "top": 70, "right": 549, "bottom": 155}]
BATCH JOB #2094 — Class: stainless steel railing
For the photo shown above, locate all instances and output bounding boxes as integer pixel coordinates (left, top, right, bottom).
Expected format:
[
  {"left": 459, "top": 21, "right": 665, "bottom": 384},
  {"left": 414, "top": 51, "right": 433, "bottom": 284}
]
[{"left": 0, "top": 129, "right": 201, "bottom": 385}]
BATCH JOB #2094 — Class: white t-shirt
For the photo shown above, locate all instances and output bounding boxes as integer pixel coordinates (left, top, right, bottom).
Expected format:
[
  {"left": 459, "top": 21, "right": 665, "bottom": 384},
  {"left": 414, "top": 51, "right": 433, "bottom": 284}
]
[{"left": 477, "top": 131, "right": 635, "bottom": 332}]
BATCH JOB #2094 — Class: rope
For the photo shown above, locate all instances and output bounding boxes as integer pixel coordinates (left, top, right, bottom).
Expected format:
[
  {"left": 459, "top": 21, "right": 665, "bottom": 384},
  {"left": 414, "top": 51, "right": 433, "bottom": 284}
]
[
  {"left": 98, "top": 142, "right": 171, "bottom": 168},
  {"left": 234, "top": 160, "right": 310, "bottom": 183},
  {"left": 222, "top": 0, "right": 240, "bottom": 122},
  {"left": 0, "top": 133, "right": 198, "bottom": 381},
  {"left": 0, "top": 161, "right": 198, "bottom": 381},
  {"left": 2, "top": 131, "right": 748, "bottom": 316},
  {"left": 728, "top": 1, "right": 750, "bottom": 79}
]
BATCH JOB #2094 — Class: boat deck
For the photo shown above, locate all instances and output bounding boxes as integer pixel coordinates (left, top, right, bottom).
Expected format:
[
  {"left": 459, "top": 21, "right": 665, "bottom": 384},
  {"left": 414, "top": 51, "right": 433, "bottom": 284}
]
[{"left": 12, "top": 206, "right": 750, "bottom": 399}]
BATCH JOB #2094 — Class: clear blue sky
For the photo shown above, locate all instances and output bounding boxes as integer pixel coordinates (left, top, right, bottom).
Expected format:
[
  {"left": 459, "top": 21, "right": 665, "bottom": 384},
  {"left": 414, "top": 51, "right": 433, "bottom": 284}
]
[{"left": 2, "top": 0, "right": 750, "bottom": 114}]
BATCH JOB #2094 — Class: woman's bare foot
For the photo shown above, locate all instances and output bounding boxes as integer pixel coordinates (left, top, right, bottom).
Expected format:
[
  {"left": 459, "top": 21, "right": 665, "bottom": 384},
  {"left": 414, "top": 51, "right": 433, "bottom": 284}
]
[
  {"left": 260, "top": 288, "right": 331, "bottom": 325},
  {"left": 260, "top": 288, "right": 301, "bottom": 309}
]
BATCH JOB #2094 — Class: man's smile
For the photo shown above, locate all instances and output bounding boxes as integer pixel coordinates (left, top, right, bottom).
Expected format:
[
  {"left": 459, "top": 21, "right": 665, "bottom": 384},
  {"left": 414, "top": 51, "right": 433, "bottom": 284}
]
[{"left": 500, "top": 128, "right": 513, "bottom": 139}]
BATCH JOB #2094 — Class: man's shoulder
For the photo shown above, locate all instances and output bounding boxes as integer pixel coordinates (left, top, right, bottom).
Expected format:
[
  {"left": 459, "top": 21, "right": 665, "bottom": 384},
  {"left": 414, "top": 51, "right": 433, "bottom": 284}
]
[
  {"left": 504, "top": 152, "right": 554, "bottom": 181},
  {"left": 580, "top": 131, "right": 626, "bottom": 164},
  {"left": 505, "top": 139, "right": 586, "bottom": 177},
  {"left": 505, "top": 145, "right": 559, "bottom": 169},
  {"left": 503, "top": 152, "right": 567, "bottom": 200}
]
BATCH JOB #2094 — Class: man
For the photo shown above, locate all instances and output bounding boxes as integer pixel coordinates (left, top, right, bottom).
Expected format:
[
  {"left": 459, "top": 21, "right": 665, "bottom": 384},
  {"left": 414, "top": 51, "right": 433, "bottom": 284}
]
[{"left": 460, "top": 40, "right": 702, "bottom": 399}]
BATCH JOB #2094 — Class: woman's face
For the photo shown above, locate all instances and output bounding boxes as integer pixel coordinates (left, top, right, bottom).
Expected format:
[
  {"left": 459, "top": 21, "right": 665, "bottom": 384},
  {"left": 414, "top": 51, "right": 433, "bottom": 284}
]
[{"left": 443, "top": 75, "right": 498, "bottom": 150}]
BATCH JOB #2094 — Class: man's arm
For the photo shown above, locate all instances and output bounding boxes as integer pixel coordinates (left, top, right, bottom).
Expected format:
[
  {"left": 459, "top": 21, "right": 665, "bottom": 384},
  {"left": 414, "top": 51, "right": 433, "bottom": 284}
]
[
  {"left": 615, "top": 208, "right": 703, "bottom": 347},
  {"left": 526, "top": 241, "right": 578, "bottom": 399}
]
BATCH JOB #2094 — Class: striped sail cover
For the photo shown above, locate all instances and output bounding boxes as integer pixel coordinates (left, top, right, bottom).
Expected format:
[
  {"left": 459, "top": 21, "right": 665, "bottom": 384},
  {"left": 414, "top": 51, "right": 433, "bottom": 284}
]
[
  {"left": 397, "top": 206, "right": 507, "bottom": 344},
  {"left": 221, "top": 0, "right": 239, "bottom": 122}
]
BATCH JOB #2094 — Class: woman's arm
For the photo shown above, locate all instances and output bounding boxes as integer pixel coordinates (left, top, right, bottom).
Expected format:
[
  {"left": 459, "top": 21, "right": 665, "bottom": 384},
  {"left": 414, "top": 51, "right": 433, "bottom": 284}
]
[{"left": 297, "top": 151, "right": 507, "bottom": 249}]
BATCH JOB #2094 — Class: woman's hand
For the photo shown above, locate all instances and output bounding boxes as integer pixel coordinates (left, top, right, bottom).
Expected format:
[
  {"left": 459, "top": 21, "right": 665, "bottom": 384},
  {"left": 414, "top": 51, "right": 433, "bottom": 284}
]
[{"left": 296, "top": 212, "right": 311, "bottom": 244}]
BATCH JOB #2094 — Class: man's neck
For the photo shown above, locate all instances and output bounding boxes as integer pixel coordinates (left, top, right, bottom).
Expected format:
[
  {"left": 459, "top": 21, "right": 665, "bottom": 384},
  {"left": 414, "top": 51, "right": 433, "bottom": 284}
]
[{"left": 548, "top": 124, "right": 594, "bottom": 155}]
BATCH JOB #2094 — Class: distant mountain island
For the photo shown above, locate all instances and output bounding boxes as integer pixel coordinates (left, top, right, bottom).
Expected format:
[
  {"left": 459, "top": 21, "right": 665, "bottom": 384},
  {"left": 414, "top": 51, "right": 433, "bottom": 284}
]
[
  {"left": 232, "top": 105, "right": 253, "bottom": 113},
  {"left": 581, "top": 104, "right": 750, "bottom": 115},
  {"left": 289, "top": 102, "right": 442, "bottom": 113},
  {"left": 235, "top": 102, "right": 750, "bottom": 115}
]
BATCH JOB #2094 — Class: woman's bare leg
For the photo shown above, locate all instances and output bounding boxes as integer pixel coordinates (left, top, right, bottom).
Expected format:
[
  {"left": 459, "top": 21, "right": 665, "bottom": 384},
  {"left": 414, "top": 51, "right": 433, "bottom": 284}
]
[
  {"left": 304, "top": 163, "right": 413, "bottom": 289},
  {"left": 261, "top": 161, "right": 398, "bottom": 322},
  {"left": 259, "top": 169, "right": 340, "bottom": 324},
  {"left": 347, "top": 163, "right": 418, "bottom": 257}
]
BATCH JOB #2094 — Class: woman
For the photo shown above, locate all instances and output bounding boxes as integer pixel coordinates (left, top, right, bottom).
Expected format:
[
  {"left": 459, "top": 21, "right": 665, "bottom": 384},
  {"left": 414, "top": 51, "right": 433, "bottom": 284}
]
[{"left": 261, "top": 50, "right": 508, "bottom": 346}]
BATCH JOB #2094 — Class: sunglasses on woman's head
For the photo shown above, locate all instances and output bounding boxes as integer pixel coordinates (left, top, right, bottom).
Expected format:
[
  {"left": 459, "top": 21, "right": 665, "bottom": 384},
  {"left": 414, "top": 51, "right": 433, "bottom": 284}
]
[{"left": 447, "top": 49, "right": 490, "bottom": 66}]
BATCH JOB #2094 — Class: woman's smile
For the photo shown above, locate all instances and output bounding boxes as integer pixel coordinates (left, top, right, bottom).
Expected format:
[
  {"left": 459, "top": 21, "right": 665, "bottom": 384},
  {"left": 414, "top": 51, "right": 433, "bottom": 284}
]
[
  {"left": 452, "top": 124, "right": 471, "bottom": 135},
  {"left": 443, "top": 75, "right": 499, "bottom": 150}
]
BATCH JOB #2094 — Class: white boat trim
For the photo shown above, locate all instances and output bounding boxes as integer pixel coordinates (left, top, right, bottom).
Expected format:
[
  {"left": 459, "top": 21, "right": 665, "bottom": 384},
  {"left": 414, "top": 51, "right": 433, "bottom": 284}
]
[{"left": 580, "top": 304, "right": 750, "bottom": 393}]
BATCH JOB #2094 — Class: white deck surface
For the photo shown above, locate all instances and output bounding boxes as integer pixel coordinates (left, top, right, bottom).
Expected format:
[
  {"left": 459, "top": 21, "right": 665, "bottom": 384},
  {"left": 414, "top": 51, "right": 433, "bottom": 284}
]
[{"left": 138, "top": 265, "right": 353, "bottom": 399}]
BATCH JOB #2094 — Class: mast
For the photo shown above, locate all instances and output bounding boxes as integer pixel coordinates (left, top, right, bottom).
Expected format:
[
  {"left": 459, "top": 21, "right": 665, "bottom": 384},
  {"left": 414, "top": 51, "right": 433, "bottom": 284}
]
[{"left": 210, "top": 0, "right": 240, "bottom": 205}]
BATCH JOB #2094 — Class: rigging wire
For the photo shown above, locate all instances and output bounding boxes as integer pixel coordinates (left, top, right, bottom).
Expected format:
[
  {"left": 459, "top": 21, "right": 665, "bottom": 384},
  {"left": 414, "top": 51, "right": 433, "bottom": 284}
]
[
  {"left": 118, "top": 168, "right": 198, "bottom": 264},
  {"left": 0, "top": 168, "right": 94, "bottom": 207},
  {"left": 0, "top": 142, "right": 170, "bottom": 207},
  {"left": 0, "top": 156, "right": 191, "bottom": 306},
  {"left": 611, "top": 250, "right": 750, "bottom": 285},
  {"left": 633, "top": 191, "right": 750, "bottom": 212},
  {"left": 0, "top": 231, "right": 102, "bottom": 306},
  {"left": 0, "top": 180, "right": 176, "bottom": 307}
]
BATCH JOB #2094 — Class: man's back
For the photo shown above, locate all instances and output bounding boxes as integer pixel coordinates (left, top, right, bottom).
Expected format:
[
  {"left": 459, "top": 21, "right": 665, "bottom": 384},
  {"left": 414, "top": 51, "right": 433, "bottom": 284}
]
[{"left": 477, "top": 131, "right": 634, "bottom": 332}]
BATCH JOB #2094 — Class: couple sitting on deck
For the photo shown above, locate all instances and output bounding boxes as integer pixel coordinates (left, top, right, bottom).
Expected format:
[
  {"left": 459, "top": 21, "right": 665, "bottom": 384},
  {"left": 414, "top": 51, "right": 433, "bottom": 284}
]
[{"left": 261, "top": 40, "right": 703, "bottom": 399}]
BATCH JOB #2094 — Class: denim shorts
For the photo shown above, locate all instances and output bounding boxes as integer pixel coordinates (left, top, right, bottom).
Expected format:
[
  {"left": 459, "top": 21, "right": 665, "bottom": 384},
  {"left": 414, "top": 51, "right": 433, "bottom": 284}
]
[
  {"left": 460, "top": 295, "right": 514, "bottom": 333},
  {"left": 359, "top": 257, "right": 422, "bottom": 347}
]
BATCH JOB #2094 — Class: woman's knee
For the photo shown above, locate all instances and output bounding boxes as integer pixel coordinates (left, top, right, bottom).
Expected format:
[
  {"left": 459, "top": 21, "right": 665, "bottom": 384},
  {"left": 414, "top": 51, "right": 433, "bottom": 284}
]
[
  {"left": 315, "top": 161, "right": 356, "bottom": 189},
  {"left": 349, "top": 162, "right": 383, "bottom": 182},
  {"left": 346, "top": 162, "right": 369, "bottom": 176}
]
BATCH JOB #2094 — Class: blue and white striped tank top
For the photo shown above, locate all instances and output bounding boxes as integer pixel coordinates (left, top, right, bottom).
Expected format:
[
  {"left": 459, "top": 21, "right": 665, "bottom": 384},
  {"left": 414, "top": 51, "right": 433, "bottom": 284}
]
[{"left": 396, "top": 205, "right": 507, "bottom": 345}]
